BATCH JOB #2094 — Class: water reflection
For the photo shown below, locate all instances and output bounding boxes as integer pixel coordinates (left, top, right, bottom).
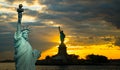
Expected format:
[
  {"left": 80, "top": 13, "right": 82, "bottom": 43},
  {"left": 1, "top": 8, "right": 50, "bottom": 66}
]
[{"left": 36, "top": 65, "right": 120, "bottom": 70}]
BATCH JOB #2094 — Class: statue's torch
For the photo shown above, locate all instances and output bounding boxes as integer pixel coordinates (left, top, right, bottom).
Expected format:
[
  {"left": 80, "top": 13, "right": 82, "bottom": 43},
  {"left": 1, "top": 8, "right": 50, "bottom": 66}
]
[{"left": 17, "top": 4, "right": 24, "bottom": 24}]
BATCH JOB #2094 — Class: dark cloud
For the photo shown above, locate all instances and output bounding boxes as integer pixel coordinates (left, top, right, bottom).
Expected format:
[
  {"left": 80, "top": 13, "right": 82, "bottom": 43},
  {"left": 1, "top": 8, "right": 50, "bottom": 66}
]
[
  {"left": 48, "top": 3, "right": 81, "bottom": 12},
  {"left": 0, "top": 13, "right": 15, "bottom": 22},
  {"left": 29, "top": 27, "right": 59, "bottom": 51},
  {"left": 0, "top": 34, "right": 14, "bottom": 52},
  {"left": 5, "top": 0, "right": 14, "bottom": 3},
  {"left": 87, "top": 0, "right": 120, "bottom": 29},
  {"left": 37, "top": 13, "right": 62, "bottom": 19},
  {"left": 25, "top": 9, "right": 39, "bottom": 16},
  {"left": 0, "top": 23, "right": 14, "bottom": 53},
  {"left": 25, "top": 0, "right": 35, "bottom": 4},
  {"left": 102, "top": 37, "right": 112, "bottom": 42},
  {"left": 98, "top": 0, "right": 120, "bottom": 29},
  {"left": 40, "top": 0, "right": 64, "bottom": 4},
  {"left": 44, "top": 0, "right": 120, "bottom": 29},
  {"left": 114, "top": 37, "right": 120, "bottom": 46}
]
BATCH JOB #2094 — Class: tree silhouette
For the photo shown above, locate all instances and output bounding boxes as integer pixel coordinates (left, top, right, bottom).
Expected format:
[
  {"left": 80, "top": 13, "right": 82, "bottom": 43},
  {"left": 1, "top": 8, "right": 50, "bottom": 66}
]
[
  {"left": 45, "top": 55, "right": 51, "bottom": 60},
  {"left": 68, "top": 54, "right": 79, "bottom": 60},
  {"left": 86, "top": 54, "right": 108, "bottom": 63}
]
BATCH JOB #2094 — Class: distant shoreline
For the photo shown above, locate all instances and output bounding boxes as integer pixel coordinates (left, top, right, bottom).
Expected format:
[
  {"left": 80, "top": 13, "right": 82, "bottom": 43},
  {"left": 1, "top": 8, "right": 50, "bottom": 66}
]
[{"left": 36, "top": 59, "right": 120, "bottom": 66}]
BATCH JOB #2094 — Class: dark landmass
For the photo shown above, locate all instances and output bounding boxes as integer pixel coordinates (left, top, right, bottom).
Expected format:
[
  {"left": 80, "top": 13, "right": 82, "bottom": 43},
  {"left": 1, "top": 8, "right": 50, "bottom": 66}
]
[
  {"left": 36, "top": 59, "right": 120, "bottom": 66},
  {"left": 35, "top": 43, "right": 120, "bottom": 66},
  {"left": 35, "top": 54, "right": 120, "bottom": 66}
]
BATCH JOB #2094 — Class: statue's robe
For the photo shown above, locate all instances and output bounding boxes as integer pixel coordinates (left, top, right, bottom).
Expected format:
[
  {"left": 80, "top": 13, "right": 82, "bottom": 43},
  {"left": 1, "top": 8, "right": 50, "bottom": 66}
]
[{"left": 14, "top": 32, "right": 40, "bottom": 70}]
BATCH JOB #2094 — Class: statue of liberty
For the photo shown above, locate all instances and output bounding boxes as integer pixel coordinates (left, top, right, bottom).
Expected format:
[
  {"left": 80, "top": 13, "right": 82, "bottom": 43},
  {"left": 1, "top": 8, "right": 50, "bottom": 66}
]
[
  {"left": 14, "top": 4, "right": 41, "bottom": 70},
  {"left": 58, "top": 26, "right": 65, "bottom": 43}
]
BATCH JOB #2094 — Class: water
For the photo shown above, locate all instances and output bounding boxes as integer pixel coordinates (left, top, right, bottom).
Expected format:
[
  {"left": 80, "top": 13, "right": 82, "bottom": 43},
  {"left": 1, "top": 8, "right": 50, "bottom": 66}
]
[
  {"left": 0, "top": 63, "right": 120, "bottom": 70},
  {"left": 37, "top": 65, "right": 120, "bottom": 70}
]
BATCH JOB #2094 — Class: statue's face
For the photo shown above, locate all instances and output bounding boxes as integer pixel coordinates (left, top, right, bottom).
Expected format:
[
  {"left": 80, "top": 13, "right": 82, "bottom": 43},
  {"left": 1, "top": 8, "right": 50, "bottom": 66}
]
[
  {"left": 19, "top": 4, "right": 23, "bottom": 8},
  {"left": 22, "top": 30, "right": 29, "bottom": 40}
]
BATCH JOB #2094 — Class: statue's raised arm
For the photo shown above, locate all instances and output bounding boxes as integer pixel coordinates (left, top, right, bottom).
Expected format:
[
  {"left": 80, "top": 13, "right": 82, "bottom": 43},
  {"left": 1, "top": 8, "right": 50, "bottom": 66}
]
[
  {"left": 16, "top": 4, "right": 24, "bottom": 36},
  {"left": 58, "top": 26, "right": 61, "bottom": 33}
]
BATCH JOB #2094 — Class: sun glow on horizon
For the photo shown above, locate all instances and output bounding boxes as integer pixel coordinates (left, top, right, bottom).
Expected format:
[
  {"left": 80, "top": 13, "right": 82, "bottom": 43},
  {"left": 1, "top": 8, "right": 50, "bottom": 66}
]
[{"left": 39, "top": 43, "right": 120, "bottom": 60}]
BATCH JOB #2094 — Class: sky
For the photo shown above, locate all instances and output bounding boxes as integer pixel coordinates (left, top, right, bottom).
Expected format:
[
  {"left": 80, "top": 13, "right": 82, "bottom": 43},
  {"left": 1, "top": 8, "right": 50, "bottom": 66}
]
[{"left": 0, "top": 0, "right": 120, "bottom": 60}]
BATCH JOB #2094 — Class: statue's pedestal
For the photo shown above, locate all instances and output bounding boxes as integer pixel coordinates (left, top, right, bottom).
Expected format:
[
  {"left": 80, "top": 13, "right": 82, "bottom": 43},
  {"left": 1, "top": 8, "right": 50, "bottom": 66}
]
[
  {"left": 57, "top": 43, "right": 67, "bottom": 56},
  {"left": 52, "top": 43, "right": 68, "bottom": 62}
]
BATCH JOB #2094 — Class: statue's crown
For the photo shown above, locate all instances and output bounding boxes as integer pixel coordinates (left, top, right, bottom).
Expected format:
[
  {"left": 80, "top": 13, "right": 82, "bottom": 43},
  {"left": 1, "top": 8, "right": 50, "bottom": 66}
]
[{"left": 21, "top": 25, "right": 30, "bottom": 31}]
